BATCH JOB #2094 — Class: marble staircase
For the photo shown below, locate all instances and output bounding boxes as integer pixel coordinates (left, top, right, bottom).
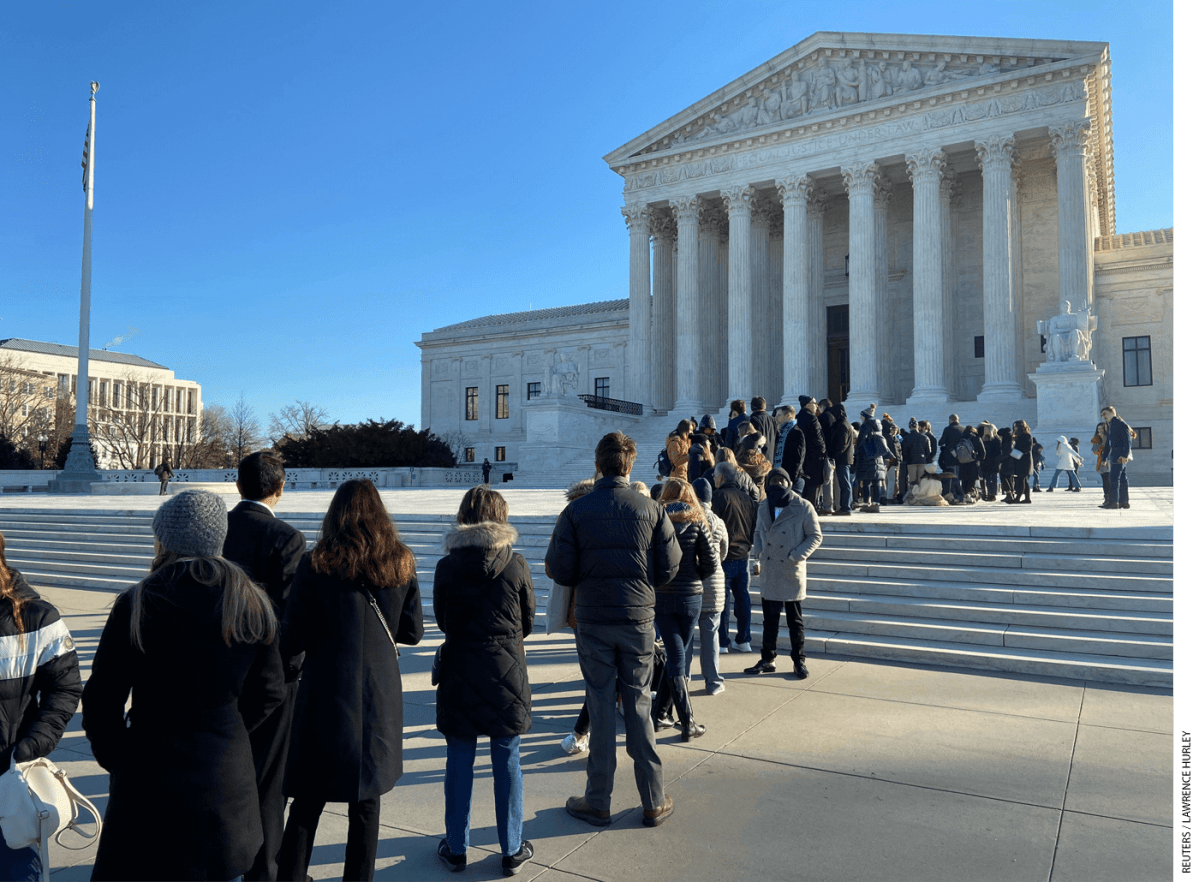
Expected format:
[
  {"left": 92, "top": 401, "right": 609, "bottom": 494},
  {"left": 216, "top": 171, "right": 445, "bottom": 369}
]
[{"left": 0, "top": 506, "right": 1171, "bottom": 687}]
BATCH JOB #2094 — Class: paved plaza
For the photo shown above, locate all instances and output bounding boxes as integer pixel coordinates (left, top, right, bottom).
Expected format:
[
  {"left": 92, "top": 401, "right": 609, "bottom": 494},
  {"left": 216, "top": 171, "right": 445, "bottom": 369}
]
[{"left": 8, "top": 486, "right": 1175, "bottom": 881}]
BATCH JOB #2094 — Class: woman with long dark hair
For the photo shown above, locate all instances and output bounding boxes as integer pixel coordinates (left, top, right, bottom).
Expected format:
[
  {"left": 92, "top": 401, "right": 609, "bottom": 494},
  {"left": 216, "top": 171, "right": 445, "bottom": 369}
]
[
  {"left": 83, "top": 489, "right": 283, "bottom": 881},
  {"left": 0, "top": 531, "right": 81, "bottom": 881},
  {"left": 277, "top": 480, "right": 424, "bottom": 881},
  {"left": 434, "top": 486, "right": 535, "bottom": 875},
  {"left": 1012, "top": 420, "right": 1034, "bottom": 504}
]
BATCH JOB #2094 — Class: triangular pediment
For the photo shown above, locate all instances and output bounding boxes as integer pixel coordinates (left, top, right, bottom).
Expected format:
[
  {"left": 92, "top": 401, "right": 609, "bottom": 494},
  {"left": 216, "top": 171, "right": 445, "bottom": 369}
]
[{"left": 604, "top": 32, "right": 1109, "bottom": 166}]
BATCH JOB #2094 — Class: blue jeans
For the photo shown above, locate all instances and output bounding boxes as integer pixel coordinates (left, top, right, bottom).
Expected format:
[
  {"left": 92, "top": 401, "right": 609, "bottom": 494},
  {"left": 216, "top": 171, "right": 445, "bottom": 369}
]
[
  {"left": 1109, "top": 460, "right": 1129, "bottom": 505},
  {"left": 684, "top": 609, "right": 723, "bottom": 690},
  {"left": 444, "top": 734, "right": 523, "bottom": 857},
  {"left": 835, "top": 463, "right": 852, "bottom": 511},
  {"left": 0, "top": 827, "right": 40, "bottom": 882},
  {"left": 654, "top": 593, "right": 702, "bottom": 680},
  {"left": 574, "top": 620, "right": 664, "bottom": 813},
  {"left": 719, "top": 559, "right": 751, "bottom": 646},
  {"left": 1049, "top": 468, "right": 1081, "bottom": 490}
]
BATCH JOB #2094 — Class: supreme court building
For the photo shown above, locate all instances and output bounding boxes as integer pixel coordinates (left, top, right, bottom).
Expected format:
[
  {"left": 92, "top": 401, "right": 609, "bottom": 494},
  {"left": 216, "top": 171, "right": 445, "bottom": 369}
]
[{"left": 418, "top": 32, "right": 1173, "bottom": 482}]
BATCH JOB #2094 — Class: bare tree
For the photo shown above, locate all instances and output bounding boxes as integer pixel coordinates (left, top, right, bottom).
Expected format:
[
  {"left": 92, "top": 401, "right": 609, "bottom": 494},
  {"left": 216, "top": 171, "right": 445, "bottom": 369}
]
[
  {"left": 87, "top": 372, "right": 169, "bottom": 469},
  {"left": 440, "top": 430, "right": 469, "bottom": 464},
  {"left": 268, "top": 400, "right": 330, "bottom": 443},
  {"left": 175, "top": 403, "right": 234, "bottom": 468},
  {"left": 230, "top": 393, "right": 265, "bottom": 465},
  {"left": 0, "top": 353, "right": 55, "bottom": 446}
]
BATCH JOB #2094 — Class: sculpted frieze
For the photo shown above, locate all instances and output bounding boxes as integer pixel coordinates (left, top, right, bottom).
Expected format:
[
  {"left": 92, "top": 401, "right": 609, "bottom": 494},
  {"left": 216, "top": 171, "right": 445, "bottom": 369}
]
[
  {"left": 625, "top": 81, "right": 1085, "bottom": 192},
  {"left": 649, "top": 53, "right": 1071, "bottom": 153}
]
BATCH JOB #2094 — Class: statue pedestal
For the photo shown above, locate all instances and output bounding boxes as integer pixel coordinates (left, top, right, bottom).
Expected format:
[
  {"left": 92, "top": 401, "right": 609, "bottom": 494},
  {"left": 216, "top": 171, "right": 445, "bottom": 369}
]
[
  {"left": 520, "top": 396, "right": 639, "bottom": 474},
  {"left": 1029, "top": 360, "right": 1105, "bottom": 445}
]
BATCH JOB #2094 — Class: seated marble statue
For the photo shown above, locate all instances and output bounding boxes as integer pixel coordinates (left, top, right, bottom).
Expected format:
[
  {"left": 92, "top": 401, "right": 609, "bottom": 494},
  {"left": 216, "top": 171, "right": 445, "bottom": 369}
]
[{"left": 1038, "top": 301, "right": 1097, "bottom": 363}]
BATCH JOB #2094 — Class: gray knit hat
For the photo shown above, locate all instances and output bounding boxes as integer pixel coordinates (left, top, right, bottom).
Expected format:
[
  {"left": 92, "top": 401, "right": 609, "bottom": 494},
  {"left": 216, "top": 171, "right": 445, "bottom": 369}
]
[{"left": 152, "top": 489, "right": 228, "bottom": 557}]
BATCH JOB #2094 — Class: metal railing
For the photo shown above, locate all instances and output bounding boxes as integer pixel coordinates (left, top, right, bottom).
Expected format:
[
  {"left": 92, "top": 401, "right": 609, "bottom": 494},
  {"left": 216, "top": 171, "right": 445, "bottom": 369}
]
[{"left": 578, "top": 394, "right": 643, "bottom": 416}]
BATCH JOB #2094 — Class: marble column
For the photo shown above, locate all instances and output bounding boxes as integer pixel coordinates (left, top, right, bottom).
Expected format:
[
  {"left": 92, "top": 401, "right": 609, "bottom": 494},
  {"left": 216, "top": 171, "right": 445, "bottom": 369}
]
[
  {"left": 777, "top": 175, "right": 812, "bottom": 402},
  {"left": 940, "top": 172, "right": 960, "bottom": 398},
  {"left": 807, "top": 191, "right": 828, "bottom": 400},
  {"left": 722, "top": 185, "right": 753, "bottom": 407},
  {"left": 622, "top": 203, "right": 651, "bottom": 406},
  {"left": 975, "top": 136, "right": 1023, "bottom": 401},
  {"left": 749, "top": 195, "right": 772, "bottom": 402},
  {"left": 671, "top": 196, "right": 702, "bottom": 413},
  {"left": 698, "top": 203, "right": 725, "bottom": 410},
  {"left": 905, "top": 148, "right": 951, "bottom": 404},
  {"left": 841, "top": 161, "right": 881, "bottom": 406},
  {"left": 649, "top": 211, "right": 676, "bottom": 413},
  {"left": 1049, "top": 120, "right": 1092, "bottom": 313},
  {"left": 873, "top": 175, "right": 892, "bottom": 401}
]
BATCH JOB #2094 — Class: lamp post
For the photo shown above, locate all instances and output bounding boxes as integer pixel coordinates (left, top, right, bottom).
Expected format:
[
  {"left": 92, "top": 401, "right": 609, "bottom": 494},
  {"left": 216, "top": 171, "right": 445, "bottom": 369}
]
[{"left": 38, "top": 434, "right": 47, "bottom": 470}]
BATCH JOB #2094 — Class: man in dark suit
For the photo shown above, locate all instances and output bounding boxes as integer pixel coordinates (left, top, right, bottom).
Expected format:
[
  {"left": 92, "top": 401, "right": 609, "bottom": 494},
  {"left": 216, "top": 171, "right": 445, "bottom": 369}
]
[
  {"left": 222, "top": 450, "right": 307, "bottom": 881},
  {"left": 748, "top": 396, "right": 778, "bottom": 464}
]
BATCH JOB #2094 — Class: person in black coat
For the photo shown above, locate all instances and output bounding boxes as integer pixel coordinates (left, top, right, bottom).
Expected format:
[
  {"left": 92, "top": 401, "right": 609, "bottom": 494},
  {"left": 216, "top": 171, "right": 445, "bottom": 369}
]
[
  {"left": 0, "top": 533, "right": 81, "bottom": 880},
  {"left": 938, "top": 415, "right": 966, "bottom": 503},
  {"left": 825, "top": 404, "right": 854, "bottom": 514},
  {"left": 83, "top": 490, "right": 284, "bottom": 882},
  {"left": 748, "top": 396, "right": 778, "bottom": 464},
  {"left": 956, "top": 425, "right": 986, "bottom": 502},
  {"left": 434, "top": 487, "right": 536, "bottom": 874},
  {"left": 711, "top": 462, "right": 757, "bottom": 652},
  {"left": 277, "top": 480, "right": 424, "bottom": 882},
  {"left": 794, "top": 397, "right": 828, "bottom": 507},
  {"left": 1011, "top": 420, "right": 1034, "bottom": 504},
  {"left": 978, "top": 422, "right": 1003, "bottom": 501},
  {"left": 777, "top": 405, "right": 807, "bottom": 490},
  {"left": 222, "top": 451, "right": 308, "bottom": 882}
]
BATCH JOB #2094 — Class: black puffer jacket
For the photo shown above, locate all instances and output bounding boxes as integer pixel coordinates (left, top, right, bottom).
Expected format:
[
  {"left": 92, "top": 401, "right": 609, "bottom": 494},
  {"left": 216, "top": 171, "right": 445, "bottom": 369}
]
[
  {"left": 902, "top": 428, "right": 933, "bottom": 465},
  {"left": 0, "top": 571, "right": 81, "bottom": 766},
  {"left": 434, "top": 522, "right": 535, "bottom": 741},
  {"left": 544, "top": 475, "right": 682, "bottom": 625},
  {"left": 795, "top": 410, "right": 828, "bottom": 480},
  {"left": 938, "top": 421, "right": 965, "bottom": 470},
  {"left": 981, "top": 436, "right": 1003, "bottom": 476},
  {"left": 826, "top": 404, "right": 853, "bottom": 466},
  {"left": 657, "top": 502, "right": 718, "bottom": 595}
]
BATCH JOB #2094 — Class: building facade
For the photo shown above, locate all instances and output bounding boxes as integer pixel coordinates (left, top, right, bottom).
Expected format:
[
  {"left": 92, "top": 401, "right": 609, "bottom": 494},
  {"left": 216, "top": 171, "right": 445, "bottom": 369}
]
[
  {"left": 0, "top": 338, "right": 202, "bottom": 469},
  {"left": 417, "top": 31, "right": 1172, "bottom": 483}
]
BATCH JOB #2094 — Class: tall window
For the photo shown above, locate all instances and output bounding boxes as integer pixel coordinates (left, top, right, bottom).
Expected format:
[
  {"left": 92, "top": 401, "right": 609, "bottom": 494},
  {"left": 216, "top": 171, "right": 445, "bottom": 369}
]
[
  {"left": 495, "top": 446, "right": 506, "bottom": 462},
  {"left": 495, "top": 384, "right": 509, "bottom": 419},
  {"left": 1131, "top": 427, "right": 1153, "bottom": 450},
  {"left": 464, "top": 447, "right": 475, "bottom": 462},
  {"left": 1122, "top": 336, "right": 1152, "bottom": 386},
  {"left": 595, "top": 377, "right": 611, "bottom": 398},
  {"left": 465, "top": 386, "right": 478, "bottom": 420},
  {"left": 527, "top": 382, "right": 541, "bottom": 400}
]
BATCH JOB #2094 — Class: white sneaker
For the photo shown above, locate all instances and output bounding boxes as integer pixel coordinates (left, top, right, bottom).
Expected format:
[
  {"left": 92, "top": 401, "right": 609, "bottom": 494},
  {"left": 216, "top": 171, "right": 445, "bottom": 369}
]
[
  {"left": 732, "top": 641, "right": 753, "bottom": 653},
  {"left": 707, "top": 683, "right": 725, "bottom": 695},
  {"left": 719, "top": 646, "right": 729, "bottom": 655},
  {"left": 560, "top": 731, "right": 589, "bottom": 755}
]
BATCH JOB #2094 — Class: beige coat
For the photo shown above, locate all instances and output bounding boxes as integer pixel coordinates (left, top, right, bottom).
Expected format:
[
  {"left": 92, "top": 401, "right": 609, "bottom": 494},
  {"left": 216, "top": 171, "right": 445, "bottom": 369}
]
[{"left": 750, "top": 497, "right": 822, "bottom": 601}]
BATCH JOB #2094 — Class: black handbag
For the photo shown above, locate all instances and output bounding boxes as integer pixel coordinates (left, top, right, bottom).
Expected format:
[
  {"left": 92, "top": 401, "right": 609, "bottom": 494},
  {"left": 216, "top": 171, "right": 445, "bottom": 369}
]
[{"left": 431, "top": 645, "right": 443, "bottom": 686}]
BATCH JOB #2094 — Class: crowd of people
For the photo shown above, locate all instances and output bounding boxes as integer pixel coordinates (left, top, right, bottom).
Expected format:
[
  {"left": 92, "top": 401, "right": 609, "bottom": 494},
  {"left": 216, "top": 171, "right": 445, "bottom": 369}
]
[
  {"left": 0, "top": 401, "right": 1137, "bottom": 879},
  {"left": 662, "top": 397, "right": 1136, "bottom": 512}
]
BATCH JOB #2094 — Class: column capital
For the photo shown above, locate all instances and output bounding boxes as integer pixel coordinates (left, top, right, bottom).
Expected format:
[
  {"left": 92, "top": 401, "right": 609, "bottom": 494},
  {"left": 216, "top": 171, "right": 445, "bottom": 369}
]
[
  {"left": 1049, "top": 120, "right": 1091, "bottom": 160},
  {"left": 841, "top": 161, "right": 880, "bottom": 195},
  {"left": 720, "top": 184, "right": 754, "bottom": 216},
  {"left": 905, "top": 148, "right": 947, "bottom": 186},
  {"left": 670, "top": 195, "right": 701, "bottom": 224},
  {"left": 768, "top": 205, "right": 785, "bottom": 238},
  {"left": 749, "top": 192, "right": 774, "bottom": 224},
  {"left": 873, "top": 174, "right": 893, "bottom": 208},
  {"left": 648, "top": 209, "right": 677, "bottom": 242},
  {"left": 621, "top": 202, "right": 651, "bottom": 234},
  {"left": 975, "top": 135, "right": 1017, "bottom": 172},
  {"left": 698, "top": 200, "right": 726, "bottom": 235},
  {"left": 776, "top": 174, "right": 814, "bottom": 206},
  {"left": 807, "top": 188, "right": 829, "bottom": 216}
]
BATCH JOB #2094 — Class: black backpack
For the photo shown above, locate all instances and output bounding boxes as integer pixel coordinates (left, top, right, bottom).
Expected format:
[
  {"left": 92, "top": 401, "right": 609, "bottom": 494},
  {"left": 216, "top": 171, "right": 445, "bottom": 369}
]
[
  {"left": 655, "top": 448, "right": 672, "bottom": 476},
  {"left": 954, "top": 437, "right": 976, "bottom": 463}
]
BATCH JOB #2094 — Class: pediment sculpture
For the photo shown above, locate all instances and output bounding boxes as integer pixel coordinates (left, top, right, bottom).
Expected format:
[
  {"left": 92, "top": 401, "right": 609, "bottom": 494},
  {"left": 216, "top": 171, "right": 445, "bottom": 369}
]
[
  {"left": 657, "top": 53, "right": 1066, "bottom": 151},
  {"left": 1037, "top": 302, "right": 1098, "bottom": 363}
]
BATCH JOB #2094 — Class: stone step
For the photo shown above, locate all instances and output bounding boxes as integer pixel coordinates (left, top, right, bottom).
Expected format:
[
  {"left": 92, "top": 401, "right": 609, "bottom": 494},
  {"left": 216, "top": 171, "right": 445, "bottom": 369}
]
[
  {"left": 809, "top": 559, "right": 1171, "bottom": 593},
  {"left": 812, "top": 545, "right": 1169, "bottom": 575},
  {"left": 804, "top": 609, "right": 1172, "bottom": 659},
  {"left": 827, "top": 532, "right": 1174, "bottom": 559},
  {"left": 805, "top": 633, "right": 1172, "bottom": 689},
  {"left": 804, "top": 591, "right": 1171, "bottom": 634}
]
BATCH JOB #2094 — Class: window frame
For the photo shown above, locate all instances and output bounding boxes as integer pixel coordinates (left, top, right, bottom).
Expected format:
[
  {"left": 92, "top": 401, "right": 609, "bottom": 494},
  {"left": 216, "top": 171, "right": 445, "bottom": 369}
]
[
  {"left": 495, "top": 446, "right": 506, "bottom": 462},
  {"left": 526, "top": 381, "right": 541, "bottom": 400},
  {"left": 1130, "top": 427, "right": 1153, "bottom": 450},
  {"left": 1122, "top": 336, "right": 1153, "bottom": 387},
  {"left": 495, "top": 384, "right": 509, "bottom": 420},
  {"left": 594, "top": 376, "right": 611, "bottom": 398},
  {"left": 465, "top": 386, "right": 479, "bottom": 421},
  {"left": 464, "top": 447, "right": 475, "bottom": 462}
]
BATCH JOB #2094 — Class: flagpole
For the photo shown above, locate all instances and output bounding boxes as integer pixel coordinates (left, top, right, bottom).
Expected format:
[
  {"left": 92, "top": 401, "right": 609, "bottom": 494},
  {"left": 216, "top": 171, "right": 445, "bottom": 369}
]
[{"left": 52, "top": 81, "right": 104, "bottom": 493}]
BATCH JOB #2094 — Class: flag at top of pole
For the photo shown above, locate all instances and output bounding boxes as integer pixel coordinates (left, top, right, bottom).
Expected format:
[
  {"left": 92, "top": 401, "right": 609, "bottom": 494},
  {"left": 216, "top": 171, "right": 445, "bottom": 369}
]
[{"left": 52, "top": 80, "right": 104, "bottom": 492}]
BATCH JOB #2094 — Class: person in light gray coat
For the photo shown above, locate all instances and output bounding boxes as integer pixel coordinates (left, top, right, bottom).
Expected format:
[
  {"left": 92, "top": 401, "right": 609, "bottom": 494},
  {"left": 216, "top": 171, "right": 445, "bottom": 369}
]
[
  {"left": 685, "top": 478, "right": 729, "bottom": 695},
  {"left": 744, "top": 468, "right": 822, "bottom": 680}
]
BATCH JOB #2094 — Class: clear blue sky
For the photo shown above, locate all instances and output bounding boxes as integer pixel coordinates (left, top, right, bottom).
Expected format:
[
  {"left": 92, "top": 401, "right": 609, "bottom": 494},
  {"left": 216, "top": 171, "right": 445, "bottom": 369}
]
[{"left": 1, "top": 0, "right": 1173, "bottom": 431}]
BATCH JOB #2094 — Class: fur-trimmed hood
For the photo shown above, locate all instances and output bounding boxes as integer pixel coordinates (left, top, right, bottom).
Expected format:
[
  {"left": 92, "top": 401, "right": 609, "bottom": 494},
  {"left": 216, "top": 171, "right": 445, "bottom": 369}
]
[
  {"left": 444, "top": 521, "right": 519, "bottom": 579},
  {"left": 445, "top": 521, "right": 519, "bottom": 551}
]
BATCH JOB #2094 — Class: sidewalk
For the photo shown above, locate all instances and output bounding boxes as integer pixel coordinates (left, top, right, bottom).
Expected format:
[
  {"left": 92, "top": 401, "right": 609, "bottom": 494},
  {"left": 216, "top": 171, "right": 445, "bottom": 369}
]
[{"left": 41, "top": 581, "right": 1171, "bottom": 881}]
